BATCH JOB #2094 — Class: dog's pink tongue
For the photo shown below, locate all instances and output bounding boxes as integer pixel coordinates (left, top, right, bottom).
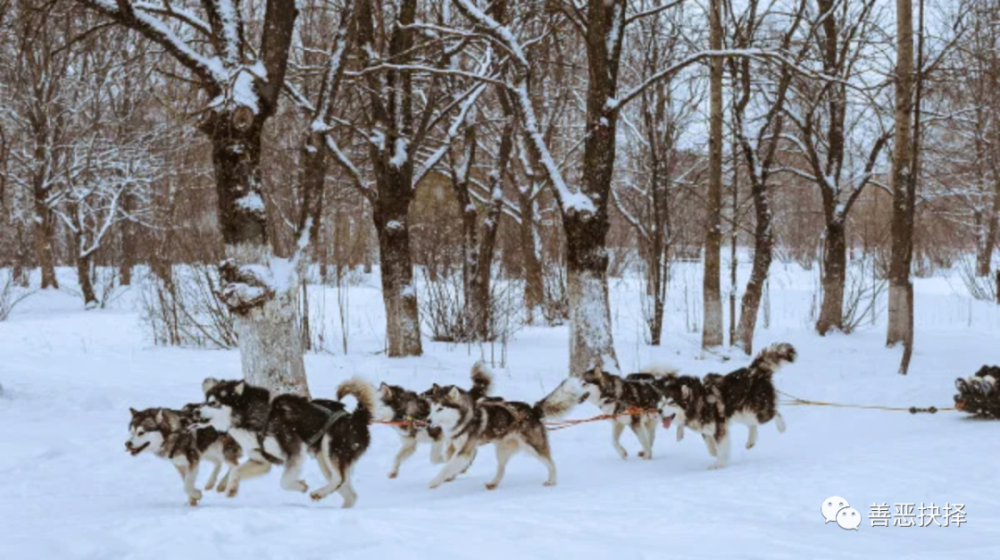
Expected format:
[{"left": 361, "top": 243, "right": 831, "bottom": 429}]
[{"left": 662, "top": 417, "right": 673, "bottom": 430}]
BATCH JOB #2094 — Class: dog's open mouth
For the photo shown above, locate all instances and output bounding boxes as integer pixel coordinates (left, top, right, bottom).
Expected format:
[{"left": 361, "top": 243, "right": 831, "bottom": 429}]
[
  {"left": 127, "top": 442, "right": 150, "bottom": 456},
  {"left": 661, "top": 414, "right": 676, "bottom": 430}
]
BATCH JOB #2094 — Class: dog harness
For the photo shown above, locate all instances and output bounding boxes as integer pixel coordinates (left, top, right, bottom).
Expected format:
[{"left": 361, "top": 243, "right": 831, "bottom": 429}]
[{"left": 305, "top": 403, "right": 349, "bottom": 447}]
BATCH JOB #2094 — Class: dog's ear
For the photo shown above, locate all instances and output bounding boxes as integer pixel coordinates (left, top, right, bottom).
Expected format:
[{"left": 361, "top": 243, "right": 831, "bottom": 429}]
[
  {"left": 202, "top": 377, "right": 221, "bottom": 394},
  {"left": 379, "top": 382, "right": 393, "bottom": 398},
  {"left": 681, "top": 385, "right": 691, "bottom": 400},
  {"left": 447, "top": 386, "right": 461, "bottom": 401},
  {"left": 234, "top": 381, "right": 246, "bottom": 396},
  {"left": 155, "top": 409, "right": 165, "bottom": 425},
  {"left": 129, "top": 407, "right": 139, "bottom": 417}
]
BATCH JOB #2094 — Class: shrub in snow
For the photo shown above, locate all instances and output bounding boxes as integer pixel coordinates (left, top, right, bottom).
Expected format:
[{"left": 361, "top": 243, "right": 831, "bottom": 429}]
[
  {"left": 0, "top": 270, "right": 33, "bottom": 322},
  {"left": 138, "top": 265, "right": 238, "bottom": 349}
]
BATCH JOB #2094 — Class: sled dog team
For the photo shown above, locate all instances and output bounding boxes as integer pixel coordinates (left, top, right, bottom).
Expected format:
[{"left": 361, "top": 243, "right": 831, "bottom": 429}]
[{"left": 125, "top": 343, "right": 797, "bottom": 507}]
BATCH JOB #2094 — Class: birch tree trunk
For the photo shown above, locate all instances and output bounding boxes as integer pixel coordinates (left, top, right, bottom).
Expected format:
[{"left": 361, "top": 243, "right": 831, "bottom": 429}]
[
  {"left": 703, "top": 0, "right": 725, "bottom": 349},
  {"left": 887, "top": 0, "right": 915, "bottom": 348}
]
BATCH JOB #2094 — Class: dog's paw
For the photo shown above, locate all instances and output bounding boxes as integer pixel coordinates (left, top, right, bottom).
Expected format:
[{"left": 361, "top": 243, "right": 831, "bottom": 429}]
[
  {"left": 294, "top": 480, "right": 308, "bottom": 493},
  {"left": 428, "top": 479, "right": 444, "bottom": 490},
  {"left": 745, "top": 441, "right": 755, "bottom": 450},
  {"left": 309, "top": 491, "right": 325, "bottom": 502},
  {"left": 187, "top": 497, "right": 200, "bottom": 507},
  {"left": 204, "top": 481, "right": 216, "bottom": 491},
  {"left": 216, "top": 480, "right": 228, "bottom": 493},
  {"left": 485, "top": 482, "right": 498, "bottom": 491},
  {"left": 186, "top": 489, "right": 203, "bottom": 506},
  {"left": 388, "top": 471, "right": 399, "bottom": 479},
  {"left": 543, "top": 480, "right": 557, "bottom": 487},
  {"left": 707, "top": 463, "right": 726, "bottom": 471},
  {"left": 225, "top": 485, "right": 240, "bottom": 498},
  {"left": 638, "top": 451, "right": 645, "bottom": 458}
]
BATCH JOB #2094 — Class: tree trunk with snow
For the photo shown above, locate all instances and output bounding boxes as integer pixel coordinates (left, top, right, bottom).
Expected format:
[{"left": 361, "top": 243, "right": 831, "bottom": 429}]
[
  {"left": 817, "top": 220, "right": 847, "bottom": 335},
  {"left": 75, "top": 243, "right": 96, "bottom": 307},
  {"left": 372, "top": 180, "right": 422, "bottom": 357},
  {"left": 703, "top": 0, "right": 725, "bottom": 349},
  {"left": 32, "top": 193, "right": 59, "bottom": 290},
  {"left": 518, "top": 189, "right": 544, "bottom": 323},
  {"left": 209, "top": 114, "right": 308, "bottom": 396},
  {"left": 887, "top": 0, "right": 916, "bottom": 348}
]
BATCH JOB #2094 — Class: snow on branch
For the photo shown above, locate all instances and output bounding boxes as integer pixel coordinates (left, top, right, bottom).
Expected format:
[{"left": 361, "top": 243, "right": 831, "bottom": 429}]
[{"left": 452, "top": 0, "right": 595, "bottom": 216}]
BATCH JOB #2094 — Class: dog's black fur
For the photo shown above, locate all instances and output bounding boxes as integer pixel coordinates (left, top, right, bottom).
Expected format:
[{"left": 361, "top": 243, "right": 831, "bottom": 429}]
[
  {"left": 198, "top": 377, "right": 374, "bottom": 507},
  {"left": 657, "top": 343, "right": 797, "bottom": 469},
  {"left": 954, "top": 365, "right": 1000, "bottom": 418}
]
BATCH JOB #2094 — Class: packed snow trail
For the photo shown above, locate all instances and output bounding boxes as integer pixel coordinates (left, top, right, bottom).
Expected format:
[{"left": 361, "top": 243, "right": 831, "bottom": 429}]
[{"left": 1, "top": 267, "right": 998, "bottom": 559}]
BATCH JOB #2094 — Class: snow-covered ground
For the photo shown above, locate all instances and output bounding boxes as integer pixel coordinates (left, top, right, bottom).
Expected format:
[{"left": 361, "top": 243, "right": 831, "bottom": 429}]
[{"left": 2, "top": 262, "right": 999, "bottom": 559}]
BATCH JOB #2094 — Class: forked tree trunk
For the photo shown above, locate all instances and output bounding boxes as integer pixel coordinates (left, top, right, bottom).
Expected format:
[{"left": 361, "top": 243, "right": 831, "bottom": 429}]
[
  {"left": 372, "top": 170, "right": 422, "bottom": 357},
  {"left": 702, "top": 0, "right": 725, "bottom": 349},
  {"left": 736, "top": 186, "right": 774, "bottom": 354},
  {"left": 817, "top": 220, "right": 847, "bottom": 335},
  {"left": 887, "top": 0, "right": 916, "bottom": 348},
  {"left": 209, "top": 116, "right": 308, "bottom": 396}
]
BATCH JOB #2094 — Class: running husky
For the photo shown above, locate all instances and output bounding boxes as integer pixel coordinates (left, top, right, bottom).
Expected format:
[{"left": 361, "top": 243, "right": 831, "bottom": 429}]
[
  {"left": 196, "top": 377, "right": 374, "bottom": 508},
  {"left": 373, "top": 362, "right": 493, "bottom": 478},
  {"left": 425, "top": 377, "right": 586, "bottom": 490},
  {"left": 125, "top": 401, "right": 241, "bottom": 506},
  {"left": 578, "top": 364, "right": 678, "bottom": 460},
  {"left": 656, "top": 342, "right": 797, "bottom": 469}
]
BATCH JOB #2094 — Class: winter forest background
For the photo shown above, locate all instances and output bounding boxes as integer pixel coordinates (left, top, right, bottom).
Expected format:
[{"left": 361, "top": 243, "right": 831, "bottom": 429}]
[
  {"left": 2, "top": 1, "right": 1000, "bottom": 558},
  {"left": 2, "top": 0, "right": 997, "bottom": 387}
]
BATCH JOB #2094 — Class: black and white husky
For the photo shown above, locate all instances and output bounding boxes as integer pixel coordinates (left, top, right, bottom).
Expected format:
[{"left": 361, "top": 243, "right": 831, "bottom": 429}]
[
  {"left": 424, "top": 377, "right": 586, "bottom": 490},
  {"left": 125, "top": 397, "right": 242, "bottom": 505},
  {"left": 373, "top": 362, "right": 493, "bottom": 478},
  {"left": 578, "top": 365, "right": 678, "bottom": 460},
  {"left": 196, "top": 376, "right": 374, "bottom": 508},
  {"left": 656, "top": 343, "right": 797, "bottom": 469}
]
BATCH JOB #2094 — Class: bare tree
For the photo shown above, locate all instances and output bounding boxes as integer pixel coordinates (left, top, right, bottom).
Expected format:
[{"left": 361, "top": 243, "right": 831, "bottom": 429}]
[
  {"left": 727, "top": 0, "right": 809, "bottom": 354},
  {"left": 75, "top": 0, "right": 309, "bottom": 394},
  {"left": 784, "top": 0, "right": 892, "bottom": 336}
]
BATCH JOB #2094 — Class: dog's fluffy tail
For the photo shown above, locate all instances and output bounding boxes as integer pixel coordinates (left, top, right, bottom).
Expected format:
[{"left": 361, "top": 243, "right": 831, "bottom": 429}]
[
  {"left": 337, "top": 376, "right": 376, "bottom": 426},
  {"left": 470, "top": 361, "right": 494, "bottom": 399},
  {"left": 642, "top": 362, "right": 679, "bottom": 379},
  {"left": 750, "top": 343, "right": 797, "bottom": 377},
  {"left": 534, "top": 377, "right": 586, "bottom": 420}
]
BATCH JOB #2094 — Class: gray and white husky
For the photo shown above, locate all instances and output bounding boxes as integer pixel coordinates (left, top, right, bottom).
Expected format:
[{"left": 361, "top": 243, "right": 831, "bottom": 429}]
[
  {"left": 578, "top": 364, "right": 678, "bottom": 460},
  {"left": 196, "top": 376, "right": 375, "bottom": 508},
  {"left": 373, "top": 362, "right": 493, "bottom": 478},
  {"left": 656, "top": 343, "right": 796, "bottom": 469},
  {"left": 425, "top": 376, "right": 587, "bottom": 490},
  {"left": 125, "top": 395, "right": 242, "bottom": 506}
]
